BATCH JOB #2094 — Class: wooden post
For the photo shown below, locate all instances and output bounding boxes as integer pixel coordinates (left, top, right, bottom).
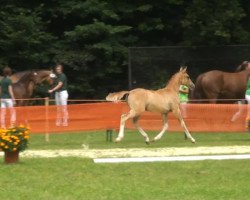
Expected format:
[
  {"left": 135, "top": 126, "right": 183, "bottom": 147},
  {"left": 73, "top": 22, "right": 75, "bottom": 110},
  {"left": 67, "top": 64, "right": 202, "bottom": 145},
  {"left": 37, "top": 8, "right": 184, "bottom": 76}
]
[
  {"left": 106, "top": 129, "right": 113, "bottom": 142},
  {"left": 45, "top": 97, "right": 50, "bottom": 142}
]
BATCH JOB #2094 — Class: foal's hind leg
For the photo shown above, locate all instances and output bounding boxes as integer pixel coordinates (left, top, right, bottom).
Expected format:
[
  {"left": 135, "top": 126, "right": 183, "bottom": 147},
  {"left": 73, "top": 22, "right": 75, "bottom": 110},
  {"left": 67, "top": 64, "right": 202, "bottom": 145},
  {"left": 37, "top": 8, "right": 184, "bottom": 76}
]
[
  {"left": 173, "top": 107, "right": 195, "bottom": 143},
  {"left": 152, "top": 114, "right": 168, "bottom": 142},
  {"left": 132, "top": 116, "right": 150, "bottom": 144},
  {"left": 116, "top": 110, "right": 137, "bottom": 142}
]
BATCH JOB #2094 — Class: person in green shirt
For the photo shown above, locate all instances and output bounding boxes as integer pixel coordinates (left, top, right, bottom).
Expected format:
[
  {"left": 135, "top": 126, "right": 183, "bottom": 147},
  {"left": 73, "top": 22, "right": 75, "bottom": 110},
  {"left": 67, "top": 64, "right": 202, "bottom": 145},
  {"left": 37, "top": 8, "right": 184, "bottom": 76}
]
[
  {"left": 179, "top": 84, "right": 189, "bottom": 104},
  {"left": 48, "top": 64, "right": 69, "bottom": 126},
  {"left": 0, "top": 67, "right": 16, "bottom": 128},
  {"left": 179, "top": 84, "right": 189, "bottom": 117},
  {"left": 246, "top": 75, "right": 250, "bottom": 101},
  {"left": 245, "top": 65, "right": 250, "bottom": 130},
  {"left": 231, "top": 61, "right": 250, "bottom": 123},
  {"left": 179, "top": 84, "right": 190, "bottom": 139}
]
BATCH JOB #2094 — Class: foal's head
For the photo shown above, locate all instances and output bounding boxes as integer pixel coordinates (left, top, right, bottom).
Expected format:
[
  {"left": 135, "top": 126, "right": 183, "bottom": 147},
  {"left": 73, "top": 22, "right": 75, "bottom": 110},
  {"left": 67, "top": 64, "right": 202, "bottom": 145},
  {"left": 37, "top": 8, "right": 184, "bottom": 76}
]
[{"left": 178, "top": 66, "right": 195, "bottom": 89}]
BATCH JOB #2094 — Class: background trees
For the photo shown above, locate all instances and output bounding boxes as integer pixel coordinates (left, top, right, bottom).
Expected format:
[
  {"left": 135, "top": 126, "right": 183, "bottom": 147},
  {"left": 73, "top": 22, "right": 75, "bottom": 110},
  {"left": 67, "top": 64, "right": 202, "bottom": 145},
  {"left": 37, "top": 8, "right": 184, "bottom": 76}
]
[{"left": 0, "top": 0, "right": 250, "bottom": 98}]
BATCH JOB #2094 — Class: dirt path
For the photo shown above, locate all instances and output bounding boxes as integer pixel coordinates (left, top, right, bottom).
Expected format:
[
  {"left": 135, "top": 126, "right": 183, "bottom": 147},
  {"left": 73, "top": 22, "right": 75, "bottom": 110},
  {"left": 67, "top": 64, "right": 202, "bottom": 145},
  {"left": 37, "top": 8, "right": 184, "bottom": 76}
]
[{"left": 1, "top": 145, "right": 250, "bottom": 158}]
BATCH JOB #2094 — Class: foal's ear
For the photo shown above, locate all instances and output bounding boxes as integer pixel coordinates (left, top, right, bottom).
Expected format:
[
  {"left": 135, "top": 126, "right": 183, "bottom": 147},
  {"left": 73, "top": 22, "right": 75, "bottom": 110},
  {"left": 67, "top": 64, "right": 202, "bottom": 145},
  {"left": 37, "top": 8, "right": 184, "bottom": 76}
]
[{"left": 179, "top": 66, "right": 187, "bottom": 72}]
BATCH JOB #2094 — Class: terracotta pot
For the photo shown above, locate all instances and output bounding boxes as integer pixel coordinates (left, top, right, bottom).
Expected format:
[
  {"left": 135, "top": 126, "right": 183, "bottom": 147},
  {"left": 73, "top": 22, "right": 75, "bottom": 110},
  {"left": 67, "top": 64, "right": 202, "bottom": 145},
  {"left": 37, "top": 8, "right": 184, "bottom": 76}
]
[{"left": 4, "top": 151, "right": 19, "bottom": 164}]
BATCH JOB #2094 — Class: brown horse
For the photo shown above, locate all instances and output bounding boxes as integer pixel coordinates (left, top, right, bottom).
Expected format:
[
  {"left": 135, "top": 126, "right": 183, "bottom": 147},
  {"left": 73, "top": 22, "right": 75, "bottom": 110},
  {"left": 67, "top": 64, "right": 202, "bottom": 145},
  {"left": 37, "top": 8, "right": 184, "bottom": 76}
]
[
  {"left": 106, "top": 67, "right": 196, "bottom": 144},
  {"left": 192, "top": 68, "right": 250, "bottom": 103},
  {"left": 13, "top": 70, "right": 54, "bottom": 106},
  {"left": 0, "top": 71, "right": 28, "bottom": 83}
]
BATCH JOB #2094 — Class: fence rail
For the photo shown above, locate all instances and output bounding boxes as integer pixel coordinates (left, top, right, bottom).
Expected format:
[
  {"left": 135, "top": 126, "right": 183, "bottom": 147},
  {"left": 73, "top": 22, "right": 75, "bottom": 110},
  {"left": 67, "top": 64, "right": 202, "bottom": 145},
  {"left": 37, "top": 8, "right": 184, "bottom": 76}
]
[{"left": 1, "top": 99, "right": 249, "bottom": 139}]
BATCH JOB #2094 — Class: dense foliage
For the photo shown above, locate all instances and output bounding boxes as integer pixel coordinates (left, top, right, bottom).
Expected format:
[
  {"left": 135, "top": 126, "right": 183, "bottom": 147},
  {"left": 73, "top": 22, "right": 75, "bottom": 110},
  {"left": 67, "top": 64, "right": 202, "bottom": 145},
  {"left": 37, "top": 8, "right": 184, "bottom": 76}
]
[{"left": 0, "top": 0, "right": 250, "bottom": 98}]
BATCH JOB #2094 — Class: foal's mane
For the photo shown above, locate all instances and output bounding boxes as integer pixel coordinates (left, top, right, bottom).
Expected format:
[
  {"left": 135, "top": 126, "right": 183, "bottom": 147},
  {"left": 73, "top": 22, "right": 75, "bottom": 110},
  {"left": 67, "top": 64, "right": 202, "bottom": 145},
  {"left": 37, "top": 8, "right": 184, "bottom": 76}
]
[{"left": 165, "top": 69, "right": 184, "bottom": 88}]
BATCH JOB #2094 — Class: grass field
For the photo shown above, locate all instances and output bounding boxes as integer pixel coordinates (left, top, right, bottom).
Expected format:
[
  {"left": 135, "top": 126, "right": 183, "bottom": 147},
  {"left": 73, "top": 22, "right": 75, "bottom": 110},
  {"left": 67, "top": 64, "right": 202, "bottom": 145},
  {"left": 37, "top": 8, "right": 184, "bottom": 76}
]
[
  {"left": 1, "top": 131, "right": 250, "bottom": 200},
  {"left": 28, "top": 130, "right": 250, "bottom": 149}
]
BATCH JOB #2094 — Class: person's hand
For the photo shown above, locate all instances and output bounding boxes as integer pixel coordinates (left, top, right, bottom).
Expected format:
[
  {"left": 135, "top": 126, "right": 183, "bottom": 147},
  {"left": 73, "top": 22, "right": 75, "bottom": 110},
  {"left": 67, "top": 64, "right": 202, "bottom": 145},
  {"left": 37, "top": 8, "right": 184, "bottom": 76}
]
[{"left": 48, "top": 89, "right": 53, "bottom": 94}]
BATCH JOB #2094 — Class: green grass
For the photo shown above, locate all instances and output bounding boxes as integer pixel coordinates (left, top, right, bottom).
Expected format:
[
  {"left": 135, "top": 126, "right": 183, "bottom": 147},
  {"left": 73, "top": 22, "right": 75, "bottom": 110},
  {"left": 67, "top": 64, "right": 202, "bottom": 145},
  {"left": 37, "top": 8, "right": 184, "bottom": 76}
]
[
  {"left": 1, "top": 131, "right": 250, "bottom": 200},
  {"left": 1, "top": 157, "right": 250, "bottom": 200},
  {"left": 28, "top": 130, "right": 250, "bottom": 150}
]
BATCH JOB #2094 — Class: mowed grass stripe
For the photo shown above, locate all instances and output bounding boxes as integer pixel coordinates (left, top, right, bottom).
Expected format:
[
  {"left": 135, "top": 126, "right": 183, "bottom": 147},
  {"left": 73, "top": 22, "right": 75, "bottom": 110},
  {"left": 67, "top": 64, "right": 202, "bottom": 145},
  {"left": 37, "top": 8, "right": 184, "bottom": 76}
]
[{"left": 94, "top": 154, "right": 250, "bottom": 163}]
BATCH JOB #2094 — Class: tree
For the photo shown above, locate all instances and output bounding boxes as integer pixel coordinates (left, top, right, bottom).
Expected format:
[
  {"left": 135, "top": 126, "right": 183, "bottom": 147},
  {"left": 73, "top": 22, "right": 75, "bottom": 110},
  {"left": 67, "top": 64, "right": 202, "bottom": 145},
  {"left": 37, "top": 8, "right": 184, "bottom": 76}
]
[
  {"left": 182, "top": 0, "right": 250, "bottom": 45},
  {"left": 1, "top": 0, "right": 250, "bottom": 98},
  {"left": 0, "top": 3, "right": 56, "bottom": 69}
]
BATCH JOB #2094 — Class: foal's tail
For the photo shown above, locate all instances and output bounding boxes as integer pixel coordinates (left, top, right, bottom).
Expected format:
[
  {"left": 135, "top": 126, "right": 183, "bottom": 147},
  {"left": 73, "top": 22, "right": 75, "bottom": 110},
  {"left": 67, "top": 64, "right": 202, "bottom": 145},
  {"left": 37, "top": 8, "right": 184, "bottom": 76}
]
[{"left": 106, "top": 91, "right": 130, "bottom": 102}]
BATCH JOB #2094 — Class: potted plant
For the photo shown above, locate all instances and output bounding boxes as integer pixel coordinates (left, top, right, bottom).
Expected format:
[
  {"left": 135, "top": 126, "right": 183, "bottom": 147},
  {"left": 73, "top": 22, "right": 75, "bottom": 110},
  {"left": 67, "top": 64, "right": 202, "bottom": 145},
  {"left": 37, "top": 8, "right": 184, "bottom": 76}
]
[{"left": 0, "top": 125, "right": 30, "bottom": 164}]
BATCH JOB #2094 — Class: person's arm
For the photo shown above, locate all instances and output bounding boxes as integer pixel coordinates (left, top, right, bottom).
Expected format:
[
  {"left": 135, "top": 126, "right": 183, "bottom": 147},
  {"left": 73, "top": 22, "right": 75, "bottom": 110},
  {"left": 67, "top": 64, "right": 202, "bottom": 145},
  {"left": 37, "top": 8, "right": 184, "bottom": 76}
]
[
  {"left": 48, "top": 82, "right": 63, "bottom": 94},
  {"left": 179, "top": 86, "right": 189, "bottom": 94},
  {"left": 8, "top": 85, "right": 16, "bottom": 104}
]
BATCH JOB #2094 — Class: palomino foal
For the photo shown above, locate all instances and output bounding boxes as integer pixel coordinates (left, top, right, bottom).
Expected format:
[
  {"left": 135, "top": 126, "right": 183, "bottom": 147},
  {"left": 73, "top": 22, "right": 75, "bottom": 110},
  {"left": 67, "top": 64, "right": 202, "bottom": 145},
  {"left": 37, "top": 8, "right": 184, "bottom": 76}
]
[{"left": 106, "top": 67, "right": 196, "bottom": 144}]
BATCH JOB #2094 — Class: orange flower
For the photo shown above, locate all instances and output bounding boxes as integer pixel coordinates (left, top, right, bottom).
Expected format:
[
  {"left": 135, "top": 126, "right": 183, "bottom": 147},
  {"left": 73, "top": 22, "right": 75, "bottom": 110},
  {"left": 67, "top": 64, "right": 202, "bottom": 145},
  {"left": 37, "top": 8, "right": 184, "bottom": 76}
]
[{"left": 24, "top": 136, "right": 30, "bottom": 140}]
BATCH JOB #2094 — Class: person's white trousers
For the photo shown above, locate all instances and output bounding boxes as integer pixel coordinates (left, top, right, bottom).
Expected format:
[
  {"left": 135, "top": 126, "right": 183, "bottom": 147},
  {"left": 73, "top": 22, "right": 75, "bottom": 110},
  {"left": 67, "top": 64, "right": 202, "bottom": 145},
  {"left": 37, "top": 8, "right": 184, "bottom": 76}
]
[
  {"left": 55, "top": 90, "right": 69, "bottom": 126},
  {"left": 1, "top": 99, "right": 16, "bottom": 128},
  {"left": 246, "top": 95, "right": 250, "bottom": 116},
  {"left": 180, "top": 102, "right": 188, "bottom": 118}
]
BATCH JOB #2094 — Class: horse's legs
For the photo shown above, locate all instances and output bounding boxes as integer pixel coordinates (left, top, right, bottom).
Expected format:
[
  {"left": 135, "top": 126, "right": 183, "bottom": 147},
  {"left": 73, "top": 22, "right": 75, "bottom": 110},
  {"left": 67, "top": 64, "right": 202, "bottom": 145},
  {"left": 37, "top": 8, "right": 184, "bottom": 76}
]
[
  {"left": 231, "top": 100, "right": 244, "bottom": 122},
  {"left": 153, "top": 114, "right": 168, "bottom": 142},
  {"left": 116, "top": 109, "right": 137, "bottom": 142},
  {"left": 173, "top": 107, "right": 195, "bottom": 143},
  {"left": 1, "top": 108, "right": 6, "bottom": 128},
  {"left": 132, "top": 116, "right": 150, "bottom": 144},
  {"left": 10, "top": 107, "right": 16, "bottom": 127}
]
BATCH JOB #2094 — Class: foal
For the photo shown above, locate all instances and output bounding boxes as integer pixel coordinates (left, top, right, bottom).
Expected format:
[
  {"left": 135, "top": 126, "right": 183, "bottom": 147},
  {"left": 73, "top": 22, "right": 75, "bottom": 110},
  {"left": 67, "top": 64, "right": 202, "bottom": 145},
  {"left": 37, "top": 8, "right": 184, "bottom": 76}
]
[{"left": 106, "top": 67, "right": 196, "bottom": 144}]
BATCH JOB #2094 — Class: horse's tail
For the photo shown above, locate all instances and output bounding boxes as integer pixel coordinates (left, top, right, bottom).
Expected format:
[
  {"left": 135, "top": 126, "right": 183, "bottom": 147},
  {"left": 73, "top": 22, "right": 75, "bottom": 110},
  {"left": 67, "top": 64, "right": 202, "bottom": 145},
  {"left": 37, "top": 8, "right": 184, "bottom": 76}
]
[{"left": 106, "top": 91, "right": 130, "bottom": 102}]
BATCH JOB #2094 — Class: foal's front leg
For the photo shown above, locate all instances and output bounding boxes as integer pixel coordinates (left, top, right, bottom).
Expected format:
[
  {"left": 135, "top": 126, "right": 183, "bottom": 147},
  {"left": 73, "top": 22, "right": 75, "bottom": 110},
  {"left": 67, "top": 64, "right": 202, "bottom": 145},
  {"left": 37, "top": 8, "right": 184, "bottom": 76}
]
[{"left": 173, "top": 107, "right": 195, "bottom": 143}]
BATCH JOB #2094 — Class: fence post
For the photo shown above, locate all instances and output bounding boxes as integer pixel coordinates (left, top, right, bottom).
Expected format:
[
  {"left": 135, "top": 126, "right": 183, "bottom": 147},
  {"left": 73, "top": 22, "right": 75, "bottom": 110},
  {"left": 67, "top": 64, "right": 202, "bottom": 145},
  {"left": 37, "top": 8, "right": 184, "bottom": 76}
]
[
  {"left": 45, "top": 97, "right": 49, "bottom": 142},
  {"left": 106, "top": 129, "right": 113, "bottom": 142}
]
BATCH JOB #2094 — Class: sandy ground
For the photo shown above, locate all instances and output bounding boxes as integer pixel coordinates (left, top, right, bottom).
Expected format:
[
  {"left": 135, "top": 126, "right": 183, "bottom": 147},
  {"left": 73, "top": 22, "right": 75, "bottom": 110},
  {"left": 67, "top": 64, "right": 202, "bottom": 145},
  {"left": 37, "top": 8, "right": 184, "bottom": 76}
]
[{"left": 1, "top": 145, "right": 250, "bottom": 158}]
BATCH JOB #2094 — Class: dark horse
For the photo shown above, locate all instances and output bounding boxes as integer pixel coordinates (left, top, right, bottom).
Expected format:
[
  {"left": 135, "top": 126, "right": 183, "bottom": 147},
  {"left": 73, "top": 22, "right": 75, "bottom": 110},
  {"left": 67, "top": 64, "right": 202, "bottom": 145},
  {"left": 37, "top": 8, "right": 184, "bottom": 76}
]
[
  {"left": 13, "top": 70, "right": 54, "bottom": 106},
  {"left": 191, "top": 62, "right": 250, "bottom": 103}
]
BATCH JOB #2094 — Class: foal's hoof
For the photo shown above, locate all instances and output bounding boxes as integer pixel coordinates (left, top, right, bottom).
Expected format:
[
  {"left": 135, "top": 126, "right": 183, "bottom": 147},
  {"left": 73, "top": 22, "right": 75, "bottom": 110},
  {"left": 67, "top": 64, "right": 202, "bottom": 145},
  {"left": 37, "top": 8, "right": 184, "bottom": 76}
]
[
  {"left": 191, "top": 138, "right": 196, "bottom": 143},
  {"left": 145, "top": 141, "right": 150, "bottom": 145},
  {"left": 115, "top": 138, "right": 122, "bottom": 143}
]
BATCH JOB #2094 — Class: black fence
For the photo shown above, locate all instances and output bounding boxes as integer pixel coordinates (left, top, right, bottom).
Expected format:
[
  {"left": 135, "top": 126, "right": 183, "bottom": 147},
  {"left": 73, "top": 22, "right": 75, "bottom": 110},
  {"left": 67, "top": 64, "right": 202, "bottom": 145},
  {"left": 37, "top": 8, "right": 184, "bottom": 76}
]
[{"left": 128, "top": 45, "right": 250, "bottom": 89}]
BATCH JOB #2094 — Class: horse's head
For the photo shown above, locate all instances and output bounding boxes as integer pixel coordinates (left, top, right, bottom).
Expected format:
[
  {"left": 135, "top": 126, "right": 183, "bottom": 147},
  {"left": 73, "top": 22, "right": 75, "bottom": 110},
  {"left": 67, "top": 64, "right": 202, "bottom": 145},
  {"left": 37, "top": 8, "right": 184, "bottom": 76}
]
[
  {"left": 179, "top": 66, "right": 195, "bottom": 90},
  {"left": 235, "top": 61, "right": 250, "bottom": 72},
  {"left": 34, "top": 70, "right": 55, "bottom": 85}
]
